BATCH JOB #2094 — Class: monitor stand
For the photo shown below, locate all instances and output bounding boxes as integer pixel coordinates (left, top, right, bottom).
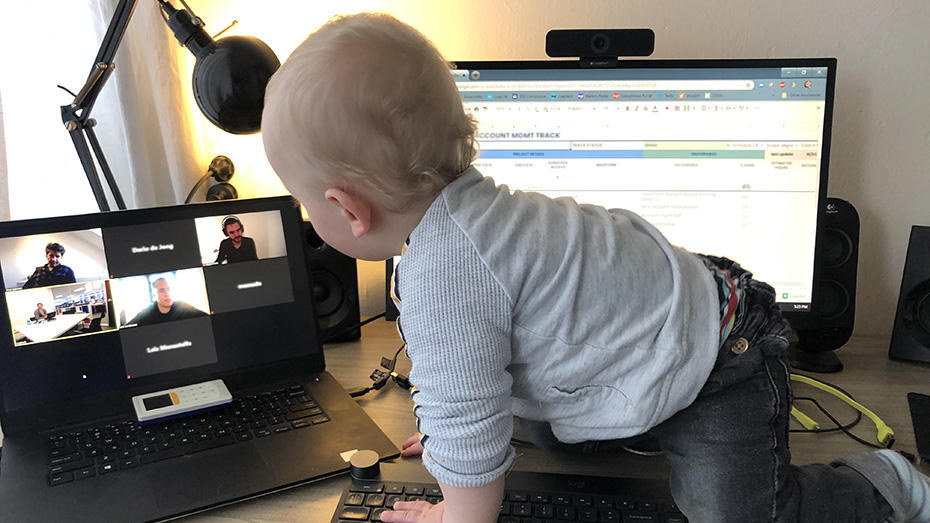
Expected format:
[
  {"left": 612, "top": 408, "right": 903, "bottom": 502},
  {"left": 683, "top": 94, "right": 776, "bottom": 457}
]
[{"left": 788, "top": 342, "right": 844, "bottom": 373}]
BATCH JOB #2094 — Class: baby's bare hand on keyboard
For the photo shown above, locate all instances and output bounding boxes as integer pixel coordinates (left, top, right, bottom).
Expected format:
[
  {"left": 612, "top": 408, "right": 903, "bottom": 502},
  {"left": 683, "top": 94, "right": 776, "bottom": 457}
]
[{"left": 400, "top": 432, "right": 424, "bottom": 457}]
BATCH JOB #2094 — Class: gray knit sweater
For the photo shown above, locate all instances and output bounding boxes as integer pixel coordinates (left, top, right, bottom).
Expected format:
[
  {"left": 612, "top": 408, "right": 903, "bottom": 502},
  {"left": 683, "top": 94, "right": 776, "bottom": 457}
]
[{"left": 394, "top": 167, "right": 719, "bottom": 488}]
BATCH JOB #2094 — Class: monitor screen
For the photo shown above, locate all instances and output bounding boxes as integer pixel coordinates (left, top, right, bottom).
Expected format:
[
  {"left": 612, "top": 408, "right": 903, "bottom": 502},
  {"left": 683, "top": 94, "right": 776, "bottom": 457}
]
[{"left": 450, "top": 59, "right": 835, "bottom": 323}]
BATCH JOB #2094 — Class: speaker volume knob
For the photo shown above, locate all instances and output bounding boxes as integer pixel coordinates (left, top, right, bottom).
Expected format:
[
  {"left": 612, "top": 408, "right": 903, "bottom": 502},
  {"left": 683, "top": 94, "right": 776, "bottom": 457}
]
[{"left": 349, "top": 449, "right": 381, "bottom": 480}]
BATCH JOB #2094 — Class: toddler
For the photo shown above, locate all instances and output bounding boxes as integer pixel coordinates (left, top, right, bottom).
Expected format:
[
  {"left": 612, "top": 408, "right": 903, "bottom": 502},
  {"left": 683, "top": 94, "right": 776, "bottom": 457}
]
[{"left": 261, "top": 12, "right": 930, "bottom": 523}]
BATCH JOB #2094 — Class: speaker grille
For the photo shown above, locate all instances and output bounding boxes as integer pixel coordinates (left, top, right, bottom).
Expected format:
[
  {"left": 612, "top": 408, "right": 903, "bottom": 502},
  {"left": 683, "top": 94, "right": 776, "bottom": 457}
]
[
  {"left": 903, "top": 280, "right": 930, "bottom": 347},
  {"left": 816, "top": 279, "right": 850, "bottom": 321},
  {"left": 822, "top": 228, "right": 853, "bottom": 269}
]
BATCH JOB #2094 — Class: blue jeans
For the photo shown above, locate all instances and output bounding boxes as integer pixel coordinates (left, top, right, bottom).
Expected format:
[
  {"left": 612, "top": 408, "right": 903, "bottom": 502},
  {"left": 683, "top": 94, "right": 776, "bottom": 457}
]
[{"left": 520, "top": 256, "right": 894, "bottom": 522}]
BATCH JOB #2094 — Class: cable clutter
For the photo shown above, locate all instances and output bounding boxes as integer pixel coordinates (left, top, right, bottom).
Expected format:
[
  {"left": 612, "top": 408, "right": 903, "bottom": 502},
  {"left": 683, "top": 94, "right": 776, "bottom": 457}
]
[{"left": 349, "top": 343, "right": 410, "bottom": 398}]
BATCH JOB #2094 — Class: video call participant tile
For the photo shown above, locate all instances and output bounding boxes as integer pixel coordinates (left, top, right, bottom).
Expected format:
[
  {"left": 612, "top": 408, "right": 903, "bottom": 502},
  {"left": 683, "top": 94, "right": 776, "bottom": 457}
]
[
  {"left": 103, "top": 220, "right": 201, "bottom": 278},
  {"left": 203, "top": 257, "right": 295, "bottom": 314},
  {"left": 119, "top": 317, "right": 217, "bottom": 379}
]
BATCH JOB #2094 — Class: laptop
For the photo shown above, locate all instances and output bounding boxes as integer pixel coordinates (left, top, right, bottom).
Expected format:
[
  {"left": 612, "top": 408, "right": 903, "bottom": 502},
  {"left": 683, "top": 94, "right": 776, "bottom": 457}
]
[{"left": 0, "top": 196, "right": 398, "bottom": 522}]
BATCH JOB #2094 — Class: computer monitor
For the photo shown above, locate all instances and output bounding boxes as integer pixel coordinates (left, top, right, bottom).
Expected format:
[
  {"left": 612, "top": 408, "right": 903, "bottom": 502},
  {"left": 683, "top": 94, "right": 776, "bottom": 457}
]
[{"left": 438, "top": 58, "right": 835, "bottom": 328}]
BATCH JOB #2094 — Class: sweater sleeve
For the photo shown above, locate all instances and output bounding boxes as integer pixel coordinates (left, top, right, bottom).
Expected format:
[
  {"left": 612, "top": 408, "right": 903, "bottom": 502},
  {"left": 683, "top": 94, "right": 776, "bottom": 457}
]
[{"left": 397, "top": 203, "right": 515, "bottom": 489}]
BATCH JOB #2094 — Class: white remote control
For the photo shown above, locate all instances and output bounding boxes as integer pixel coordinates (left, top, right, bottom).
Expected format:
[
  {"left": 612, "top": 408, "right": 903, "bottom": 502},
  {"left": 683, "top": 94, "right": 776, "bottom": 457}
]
[{"left": 132, "top": 379, "right": 233, "bottom": 423}]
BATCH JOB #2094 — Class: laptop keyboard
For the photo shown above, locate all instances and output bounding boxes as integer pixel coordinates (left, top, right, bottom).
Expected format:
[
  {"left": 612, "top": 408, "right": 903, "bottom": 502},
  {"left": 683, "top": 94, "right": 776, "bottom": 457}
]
[
  {"left": 332, "top": 472, "right": 687, "bottom": 522},
  {"left": 46, "top": 384, "right": 328, "bottom": 486}
]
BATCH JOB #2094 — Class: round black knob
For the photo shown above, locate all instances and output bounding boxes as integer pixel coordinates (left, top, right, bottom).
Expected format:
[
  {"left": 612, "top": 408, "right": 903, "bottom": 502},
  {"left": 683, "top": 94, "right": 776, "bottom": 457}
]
[{"left": 349, "top": 449, "right": 380, "bottom": 480}]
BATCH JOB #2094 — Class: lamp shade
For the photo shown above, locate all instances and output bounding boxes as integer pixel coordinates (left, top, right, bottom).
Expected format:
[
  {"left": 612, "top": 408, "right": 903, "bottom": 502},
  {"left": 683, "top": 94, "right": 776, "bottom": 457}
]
[{"left": 192, "top": 35, "right": 280, "bottom": 134}]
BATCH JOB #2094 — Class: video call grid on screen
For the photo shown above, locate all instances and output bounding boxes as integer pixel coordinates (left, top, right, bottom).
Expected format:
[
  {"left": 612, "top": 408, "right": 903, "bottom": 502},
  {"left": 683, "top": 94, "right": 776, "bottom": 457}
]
[
  {"left": 453, "top": 61, "right": 833, "bottom": 313},
  {"left": 0, "top": 209, "right": 293, "bottom": 380}
]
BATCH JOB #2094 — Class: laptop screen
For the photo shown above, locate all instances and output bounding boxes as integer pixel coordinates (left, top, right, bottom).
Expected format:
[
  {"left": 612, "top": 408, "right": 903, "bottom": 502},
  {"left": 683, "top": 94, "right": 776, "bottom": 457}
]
[
  {"left": 452, "top": 59, "right": 835, "bottom": 325},
  {"left": 0, "top": 197, "right": 320, "bottom": 418}
]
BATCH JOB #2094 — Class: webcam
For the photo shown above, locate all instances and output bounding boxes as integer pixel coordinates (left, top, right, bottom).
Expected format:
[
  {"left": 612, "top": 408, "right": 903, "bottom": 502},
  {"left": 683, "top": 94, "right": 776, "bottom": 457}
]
[{"left": 546, "top": 29, "right": 655, "bottom": 62}]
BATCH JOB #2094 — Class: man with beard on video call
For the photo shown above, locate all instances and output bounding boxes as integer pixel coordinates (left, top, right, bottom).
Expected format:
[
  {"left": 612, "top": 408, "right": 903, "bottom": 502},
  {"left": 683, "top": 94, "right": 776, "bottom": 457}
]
[
  {"left": 215, "top": 216, "right": 258, "bottom": 264},
  {"left": 129, "top": 276, "right": 207, "bottom": 326}
]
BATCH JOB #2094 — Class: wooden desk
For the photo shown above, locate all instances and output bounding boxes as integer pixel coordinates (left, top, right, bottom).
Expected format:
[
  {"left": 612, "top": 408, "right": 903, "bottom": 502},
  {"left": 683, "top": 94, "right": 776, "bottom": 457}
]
[{"left": 184, "top": 320, "right": 930, "bottom": 521}]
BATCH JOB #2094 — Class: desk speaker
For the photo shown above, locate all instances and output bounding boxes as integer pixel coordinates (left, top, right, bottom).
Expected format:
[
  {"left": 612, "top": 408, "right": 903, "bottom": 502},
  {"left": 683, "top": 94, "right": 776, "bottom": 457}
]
[
  {"left": 790, "top": 198, "right": 859, "bottom": 372},
  {"left": 889, "top": 225, "right": 930, "bottom": 363},
  {"left": 303, "top": 222, "right": 360, "bottom": 343}
]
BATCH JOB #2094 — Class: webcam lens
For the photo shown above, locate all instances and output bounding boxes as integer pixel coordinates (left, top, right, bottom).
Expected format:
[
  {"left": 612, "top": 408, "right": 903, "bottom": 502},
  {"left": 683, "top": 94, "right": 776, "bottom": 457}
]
[{"left": 591, "top": 33, "right": 610, "bottom": 53}]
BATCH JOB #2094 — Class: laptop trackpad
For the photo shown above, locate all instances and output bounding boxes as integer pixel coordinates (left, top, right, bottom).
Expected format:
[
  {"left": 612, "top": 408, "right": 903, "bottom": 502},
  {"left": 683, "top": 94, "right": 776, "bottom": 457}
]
[{"left": 151, "top": 446, "right": 273, "bottom": 510}]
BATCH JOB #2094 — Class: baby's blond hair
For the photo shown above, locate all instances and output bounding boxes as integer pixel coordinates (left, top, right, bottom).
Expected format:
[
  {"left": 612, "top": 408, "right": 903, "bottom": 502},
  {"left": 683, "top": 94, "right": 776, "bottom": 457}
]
[{"left": 263, "top": 13, "right": 476, "bottom": 212}]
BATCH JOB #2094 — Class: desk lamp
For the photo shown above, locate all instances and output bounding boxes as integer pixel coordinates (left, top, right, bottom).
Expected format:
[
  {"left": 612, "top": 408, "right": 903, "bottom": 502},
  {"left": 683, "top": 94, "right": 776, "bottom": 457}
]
[{"left": 60, "top": 0, "right": 280, "bottom": 212}]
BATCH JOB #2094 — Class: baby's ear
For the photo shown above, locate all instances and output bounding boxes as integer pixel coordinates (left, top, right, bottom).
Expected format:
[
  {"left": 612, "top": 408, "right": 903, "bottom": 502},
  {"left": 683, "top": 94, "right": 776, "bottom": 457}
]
[{"left": 324, "top": 188, "right": 371, "bottom": 238}]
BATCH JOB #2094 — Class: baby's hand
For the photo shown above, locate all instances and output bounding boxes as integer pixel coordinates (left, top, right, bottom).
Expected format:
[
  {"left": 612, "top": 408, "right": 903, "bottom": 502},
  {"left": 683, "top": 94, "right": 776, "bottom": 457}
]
[{"left": 400, "top": 432, "right": 424, "bottom": 457}]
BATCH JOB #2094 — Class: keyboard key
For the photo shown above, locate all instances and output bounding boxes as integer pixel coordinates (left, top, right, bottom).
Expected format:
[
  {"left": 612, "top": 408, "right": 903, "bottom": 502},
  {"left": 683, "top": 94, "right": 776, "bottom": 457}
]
[
  {"left": 77, "top": 467, "right": 96, "bottom": 480},
  {"left": 49, "top": 452, "right": 81, "bottom": 466},
  {"left": 625, "top": 511, "right": 659, "bottom": 522},
  {"left": 291, "top": 419, "right": 312, "bottom": 429},
  {"left": 49, "top": 457, "right": 93, "bottom": 475},
  {"left": 337, "top": 506, "right": 370, "bottom": 520},
  {"left": 344, "top": 493, "right": 365, "bottom": 506},
  {"left": 364, "top": 493, "right": 386, "bottom": 507},
  {"left": 513, "top": 502, "right": 532, "bottom": 516},
  {"left": 534, "top": 504, "right": 555, "bottom": 519},
  {"left": 119, "top": 458, "right": 139, "bottom": 470},
  {"left": 49, "top": 472, "right": 74, "bottom": 486},
  {"left": 350, "top": 482, "right": 384, "bottom": 494}
]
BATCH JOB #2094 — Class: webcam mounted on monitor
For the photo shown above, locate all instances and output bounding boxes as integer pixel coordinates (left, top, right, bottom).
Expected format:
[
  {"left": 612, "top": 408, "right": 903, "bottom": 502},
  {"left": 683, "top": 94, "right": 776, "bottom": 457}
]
[{"left": 546, "top": 29, "right": 655, "bottom": 66}]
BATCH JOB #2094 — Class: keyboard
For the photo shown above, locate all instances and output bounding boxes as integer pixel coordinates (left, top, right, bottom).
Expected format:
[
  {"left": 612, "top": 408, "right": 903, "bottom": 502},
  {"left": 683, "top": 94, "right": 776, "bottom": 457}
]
[
  {"left": 46, "top": 384, "right": 329, "bottom": 486},
  {"left": 332, "top": 470, "right": 687, "bottom": 522}
]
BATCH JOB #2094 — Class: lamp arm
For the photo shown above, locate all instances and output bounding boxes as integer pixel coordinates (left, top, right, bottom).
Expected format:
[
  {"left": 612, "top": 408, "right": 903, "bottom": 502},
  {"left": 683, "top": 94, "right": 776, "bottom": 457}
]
[
  {"left": 60, "top": 0, "right": 138, "bottom": 211},
  {"left": 71, "top": 0, "right": 138, "bottom": 124}
]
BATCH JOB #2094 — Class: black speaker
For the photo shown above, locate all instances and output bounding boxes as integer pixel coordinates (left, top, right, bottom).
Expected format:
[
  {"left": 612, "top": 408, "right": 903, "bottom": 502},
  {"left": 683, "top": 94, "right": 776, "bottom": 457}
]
[
  {"left": 302, "top": 221, "right": 360, "bottom": 343},
  {"left": 789, "top": 197, "right": 859, "bottom": 373},
  {"left": 889, "top": 225, "right": 930, "bottom": 363}
]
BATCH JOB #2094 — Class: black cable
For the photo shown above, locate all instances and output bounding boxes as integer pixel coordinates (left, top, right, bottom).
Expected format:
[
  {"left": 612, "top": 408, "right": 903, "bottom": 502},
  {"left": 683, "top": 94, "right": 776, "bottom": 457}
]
[
  {"left": 791, "top": 395, "right": 888, "bottom": 449},
  {"left": 349, "top": 342, "right": 407, "bottom": 398},
  {"left": 790, "top": 396, "right": 862, "bottom": 433},
  {"left": 57, "top": 85, "right": 78, "bottom": 98},
  {"left": 791, "top": 373, "right": 894, "bottom": 449},
  {"left": 320, "top": 312, "right": 385, "bottom": 344}
]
